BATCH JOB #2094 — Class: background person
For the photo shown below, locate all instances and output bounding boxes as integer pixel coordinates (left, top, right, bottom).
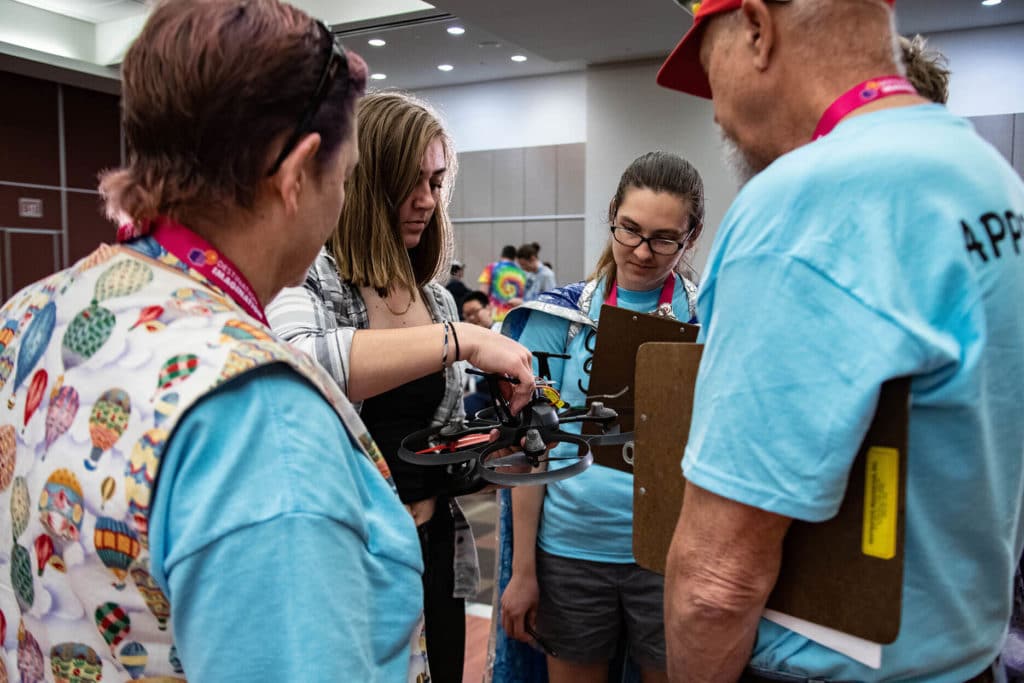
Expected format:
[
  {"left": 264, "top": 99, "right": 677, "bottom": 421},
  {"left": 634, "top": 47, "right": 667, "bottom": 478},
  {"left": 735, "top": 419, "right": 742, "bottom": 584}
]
[
  {"left": 656, "top": 1, "right": 1024, "bottom": 681},
  {"left": 462, "top": 290, "right": 499, "bottom": 331},
  {"left": 446, "top": 259, "right": 470, "bottom": 313},
  {"left": 517, "top": 242, "right": 558, "bottom": 302},
  {"left": 497, "top": 152, "right": 704, "bottom": 683},
  {"left": 267, "top": 91, "right": 533, "bottom": 683},
  {"left": 900, "top": 33, "right": 951, "bottom": 105},
  {"left": 479, "top": 244, "right": 527, "bottom": 323}
]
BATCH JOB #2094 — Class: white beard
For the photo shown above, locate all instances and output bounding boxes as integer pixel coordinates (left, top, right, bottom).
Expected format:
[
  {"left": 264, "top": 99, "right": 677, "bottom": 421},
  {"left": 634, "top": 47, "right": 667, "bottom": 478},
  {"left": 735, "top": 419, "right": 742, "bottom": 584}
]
[{"left": 717, "top": 125, "right": 759, "bottom": 187}]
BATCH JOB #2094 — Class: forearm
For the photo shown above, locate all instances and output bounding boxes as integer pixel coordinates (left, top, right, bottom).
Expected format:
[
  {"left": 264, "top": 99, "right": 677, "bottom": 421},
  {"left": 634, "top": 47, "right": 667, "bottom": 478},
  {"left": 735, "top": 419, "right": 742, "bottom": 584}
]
[
  {"left": 663, "top": 563, "right": 766, "bottom": 682},
  {"left": 664, "top": 484, "right": 788, "bottom": 682},
  {"left": 348, "top": 324, "right": 456, "bottom": 402},
  {"left": 510, "top": 484, "right": 545, "bottom": 576}
]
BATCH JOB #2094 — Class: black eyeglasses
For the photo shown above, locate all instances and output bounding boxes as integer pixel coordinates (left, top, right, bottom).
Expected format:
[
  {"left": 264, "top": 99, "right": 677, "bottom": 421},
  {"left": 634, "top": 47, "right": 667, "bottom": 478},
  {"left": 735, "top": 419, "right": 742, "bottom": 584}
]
[
  {"left": 609, "top": 225, "right": 689, "bottom": 256},
  {"left": 266, "top": 20, "right": 349, "bottom": 176}
]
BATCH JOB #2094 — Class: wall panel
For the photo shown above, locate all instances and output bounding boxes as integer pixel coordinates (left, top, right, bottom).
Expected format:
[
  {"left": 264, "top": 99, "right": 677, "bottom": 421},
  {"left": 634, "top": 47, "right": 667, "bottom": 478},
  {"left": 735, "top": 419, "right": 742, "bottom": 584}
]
[
  {"left": 0, "top": 186, "right": 61, "bottom": 231},
  {"left": 0, "top": 70, "right": 121, "bottom": 302},
  {"left": 556, "top": 143, "right": 585, "bottom": 214},
  {"left": 67, "top": 192, "right": 113, "bottom": 264},
  {"left": 63, "top": 84, "right": 122, "bottom": 190},
  {"left": 971, "top": 114, "right": 1015, "bottom": 164},
  {"left": 457, "top": 151, "right": 494, "bottom": 219},
  {"left": 492, "top": 149, "right": 525, "bottom": 217},
  {"left": 5, "top": 231, "right": 59, "bottom": 297},
  {"left": 0, "top": 72, "right": 60, "bottom": 186},
  {"left": 556, "top": 219, "right": 585, "bottom": 285},
  {"left": 524, "top": 222, "right": 559, "bottom": 273},
  {"left": 524, "top": 146, "right": 557, "bottom": 216},
  {"left": 450, "top": 143, "right": 585, "bottom": 289}
]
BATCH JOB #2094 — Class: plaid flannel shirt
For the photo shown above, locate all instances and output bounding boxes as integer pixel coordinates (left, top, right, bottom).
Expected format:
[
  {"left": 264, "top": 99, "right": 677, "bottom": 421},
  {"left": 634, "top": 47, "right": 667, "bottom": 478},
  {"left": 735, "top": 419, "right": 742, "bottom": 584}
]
[{"left": 267, "top": 248, "right": 479, "bottom": 598}]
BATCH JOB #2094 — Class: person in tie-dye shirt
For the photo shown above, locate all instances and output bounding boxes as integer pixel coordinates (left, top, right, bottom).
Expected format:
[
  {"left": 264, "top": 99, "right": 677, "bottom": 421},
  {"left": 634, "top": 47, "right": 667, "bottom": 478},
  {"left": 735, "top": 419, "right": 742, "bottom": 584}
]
[{"left": 478, "top": 245, "right": 527, "bottom": 322}]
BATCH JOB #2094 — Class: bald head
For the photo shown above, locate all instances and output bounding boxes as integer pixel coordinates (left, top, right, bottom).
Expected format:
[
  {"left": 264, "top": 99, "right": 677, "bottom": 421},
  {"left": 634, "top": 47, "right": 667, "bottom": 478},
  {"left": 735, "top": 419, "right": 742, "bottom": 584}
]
[{"left": 700, "top": 0, "right": 912, "bottom": 176}]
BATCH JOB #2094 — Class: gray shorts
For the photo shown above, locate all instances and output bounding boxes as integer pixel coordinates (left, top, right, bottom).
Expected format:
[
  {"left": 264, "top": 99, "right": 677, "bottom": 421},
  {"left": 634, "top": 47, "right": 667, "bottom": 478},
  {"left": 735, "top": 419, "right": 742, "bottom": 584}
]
[{"left": 535, "top": 548, "right": 666, "bottom": 670}]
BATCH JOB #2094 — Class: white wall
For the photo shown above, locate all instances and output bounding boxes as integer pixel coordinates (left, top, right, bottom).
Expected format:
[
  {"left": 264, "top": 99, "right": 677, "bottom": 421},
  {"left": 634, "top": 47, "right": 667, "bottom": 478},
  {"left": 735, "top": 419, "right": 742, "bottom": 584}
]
[
  {"left": 414, "top": 63, "right": 735, "bottom": 279},
  {"left": 412, "top": 71, "right": 587, "bottom": 153},
  {"left": 413, "top": 23, "right": 1024, "bottom": 278},
  {"left": 925, "top": 22, "right": 1024, "bottom": 117},
  {"left": 585, "top": 59, "right": 736, "bottom": 278}
]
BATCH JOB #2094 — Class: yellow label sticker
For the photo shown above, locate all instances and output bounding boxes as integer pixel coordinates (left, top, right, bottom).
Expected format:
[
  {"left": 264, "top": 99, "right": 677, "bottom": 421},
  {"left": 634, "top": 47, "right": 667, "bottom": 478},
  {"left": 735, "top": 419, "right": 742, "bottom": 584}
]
[{"left": 862, "top": 446, "right": 899, "bottom": 559}]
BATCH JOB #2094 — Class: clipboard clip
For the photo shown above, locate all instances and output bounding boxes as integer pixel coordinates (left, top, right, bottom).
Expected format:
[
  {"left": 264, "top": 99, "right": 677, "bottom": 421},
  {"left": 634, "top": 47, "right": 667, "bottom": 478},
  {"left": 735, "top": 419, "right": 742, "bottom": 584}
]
[{"left": 622, "top": 441, "right": 635, "bottom": 466}]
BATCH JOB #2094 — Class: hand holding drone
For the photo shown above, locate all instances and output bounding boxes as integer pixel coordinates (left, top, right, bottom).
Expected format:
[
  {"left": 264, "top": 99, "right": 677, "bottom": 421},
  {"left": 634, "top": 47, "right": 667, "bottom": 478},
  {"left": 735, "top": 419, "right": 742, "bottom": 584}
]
[{"left": 397, "top": 351, "right": 633, "bottom": 496}]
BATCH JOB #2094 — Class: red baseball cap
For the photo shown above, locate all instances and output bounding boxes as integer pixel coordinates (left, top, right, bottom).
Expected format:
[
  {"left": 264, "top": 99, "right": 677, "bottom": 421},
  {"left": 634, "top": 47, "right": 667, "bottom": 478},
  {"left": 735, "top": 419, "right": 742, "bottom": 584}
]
[{"left": 657, "top": 0, "right": 896, "bottom": 98}]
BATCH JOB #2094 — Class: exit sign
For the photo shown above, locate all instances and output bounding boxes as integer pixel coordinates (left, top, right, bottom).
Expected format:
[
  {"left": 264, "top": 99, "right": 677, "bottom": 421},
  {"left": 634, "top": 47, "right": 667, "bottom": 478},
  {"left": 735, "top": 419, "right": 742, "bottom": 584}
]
[{"left": 18, "top": 198, "right": 43, "bottom": 219}]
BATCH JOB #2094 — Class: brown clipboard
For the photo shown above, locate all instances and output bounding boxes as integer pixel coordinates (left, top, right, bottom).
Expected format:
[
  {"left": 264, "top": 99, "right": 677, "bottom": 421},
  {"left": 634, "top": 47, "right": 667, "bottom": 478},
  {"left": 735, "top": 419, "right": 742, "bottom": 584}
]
[
  {"left": 581, "top": 305, "right": 699, "bottom": 472},
  {"left": 633, "top": 341, "right": 911, "bottom": 644}
]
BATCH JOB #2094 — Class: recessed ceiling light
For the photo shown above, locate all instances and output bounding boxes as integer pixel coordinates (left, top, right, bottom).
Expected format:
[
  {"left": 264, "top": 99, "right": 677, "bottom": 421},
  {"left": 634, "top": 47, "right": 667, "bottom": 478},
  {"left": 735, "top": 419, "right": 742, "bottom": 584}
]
[
  {"left": 437, "top": 64, "right": 454, "bottom": 72},
  {"left": 368, "top": 38, "right": 386, "bottom": 47},
  {"left": 511, "top": 55, "right": 528, "bottom": 62},
  {"left": 371, "top": 73, "right": 387, "bottom": 80},
  {"left": 981, "top": 0, "right": 1001, "bottom": 5},
  {"left": 447, "top": 26, "right": 466, "bottom": 35}
]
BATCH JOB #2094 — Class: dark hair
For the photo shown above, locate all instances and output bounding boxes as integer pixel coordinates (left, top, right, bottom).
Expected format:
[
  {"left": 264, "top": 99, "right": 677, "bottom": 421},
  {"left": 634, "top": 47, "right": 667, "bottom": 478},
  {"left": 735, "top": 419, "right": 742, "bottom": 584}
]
[
  {"left": 516, "top": 242, "right": 540, "bottom": 260},
  {"left": 101, "top": 0, "right": 367, "bottom": 227},
  {"left": 461, "top": 291, "right": 489, "bottom": 309},
  {"left": 590, "top": 151, "right": 705, "bottom": 294},
  {"left": 501, "top": 245, "right": 517, "bottom": 260},
  {"left": 450, "top": 263, "right": 464, "bottom": 276}
]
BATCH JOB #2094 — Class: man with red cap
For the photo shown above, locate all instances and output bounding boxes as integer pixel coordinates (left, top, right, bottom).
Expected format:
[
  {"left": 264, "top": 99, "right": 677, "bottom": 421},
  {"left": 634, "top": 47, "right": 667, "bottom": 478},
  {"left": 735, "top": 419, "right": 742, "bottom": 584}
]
[{"left": 658, "top": 1, "right": 1024, "bottom": 681}]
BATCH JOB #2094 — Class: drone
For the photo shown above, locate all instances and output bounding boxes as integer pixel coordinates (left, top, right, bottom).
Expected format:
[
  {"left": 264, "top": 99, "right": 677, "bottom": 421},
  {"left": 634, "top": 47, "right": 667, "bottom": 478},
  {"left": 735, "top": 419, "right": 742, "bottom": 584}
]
[{"left": 397, "top": 351, "right": 632, "bottom": 496}]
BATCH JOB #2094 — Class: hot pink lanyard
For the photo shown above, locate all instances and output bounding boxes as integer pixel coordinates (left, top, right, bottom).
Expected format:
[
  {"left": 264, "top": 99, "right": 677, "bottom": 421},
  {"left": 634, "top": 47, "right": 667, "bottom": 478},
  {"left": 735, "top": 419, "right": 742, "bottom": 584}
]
[
  {"left": 812, "top": 76, "right": 917, "bottom": 140},
  {"left": 607, "top": 275, "right": 675, "bottom": 310},
  {"left": 119, "top": 216, "right": 269, "bottom": 326}
]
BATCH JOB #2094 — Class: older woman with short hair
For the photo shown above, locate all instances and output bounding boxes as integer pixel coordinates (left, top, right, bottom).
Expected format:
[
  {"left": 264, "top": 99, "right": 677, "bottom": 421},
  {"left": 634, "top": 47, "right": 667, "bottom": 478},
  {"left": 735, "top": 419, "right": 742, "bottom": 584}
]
[{"left": 0, "top": 1, "right": 437, "bottom": 680}]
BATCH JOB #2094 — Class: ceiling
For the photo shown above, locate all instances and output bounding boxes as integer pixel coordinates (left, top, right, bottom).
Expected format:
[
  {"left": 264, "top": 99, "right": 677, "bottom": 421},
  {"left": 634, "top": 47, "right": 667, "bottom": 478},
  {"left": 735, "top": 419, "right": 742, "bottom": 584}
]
[
  {"left": 13, "top": 0, "right": 150, "bottom": 23},
  {"left": 1, "top": 0, "right": 1022, "bottom": 92},
  {"left": 381, "top": 0, "right": 1024, "bottom": 89},
  {"left": 336, "top": 14, "right": 584, "bottom": 91}
]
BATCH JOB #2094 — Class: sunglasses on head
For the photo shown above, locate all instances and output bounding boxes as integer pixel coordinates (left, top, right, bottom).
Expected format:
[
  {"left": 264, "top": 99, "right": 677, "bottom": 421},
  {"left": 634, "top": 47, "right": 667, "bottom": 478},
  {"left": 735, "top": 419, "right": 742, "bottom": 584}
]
[{"left": 267, "top": 19, "right": 349, "bottom": 176}]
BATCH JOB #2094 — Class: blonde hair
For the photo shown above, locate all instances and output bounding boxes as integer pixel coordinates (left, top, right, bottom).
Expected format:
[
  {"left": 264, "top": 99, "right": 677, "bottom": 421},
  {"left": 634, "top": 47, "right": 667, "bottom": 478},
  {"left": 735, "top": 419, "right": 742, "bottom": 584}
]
[
  {"left": 329, "top": 91, "right": 456, "bottom": 298},
  {"left": 900, "top": 34, "right": 950, "bottom": 105},
  {"left": 589, "top": 152, "right": 705, "bottom": 294}
]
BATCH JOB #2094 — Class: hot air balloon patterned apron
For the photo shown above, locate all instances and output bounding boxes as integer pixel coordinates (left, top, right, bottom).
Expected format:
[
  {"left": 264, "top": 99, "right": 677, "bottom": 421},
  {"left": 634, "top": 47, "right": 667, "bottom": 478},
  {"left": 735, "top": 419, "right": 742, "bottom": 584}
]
[{"left": 0, "top": 243, "right": 429, "bottom": 682}]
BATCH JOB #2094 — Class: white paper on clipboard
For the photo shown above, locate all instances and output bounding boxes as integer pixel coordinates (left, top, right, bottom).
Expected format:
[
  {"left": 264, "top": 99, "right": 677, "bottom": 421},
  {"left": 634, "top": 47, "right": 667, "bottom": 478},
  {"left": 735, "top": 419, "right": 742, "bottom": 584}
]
[{"left": 763, "top": 609, "right": 883, "bottom": 670}]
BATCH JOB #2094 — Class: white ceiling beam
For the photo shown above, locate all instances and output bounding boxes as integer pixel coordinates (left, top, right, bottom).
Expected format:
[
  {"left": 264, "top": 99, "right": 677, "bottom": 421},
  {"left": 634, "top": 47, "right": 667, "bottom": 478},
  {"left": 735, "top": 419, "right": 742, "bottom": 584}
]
[{"left": 0, "top": 0, "right": 94, "bottom": 61}]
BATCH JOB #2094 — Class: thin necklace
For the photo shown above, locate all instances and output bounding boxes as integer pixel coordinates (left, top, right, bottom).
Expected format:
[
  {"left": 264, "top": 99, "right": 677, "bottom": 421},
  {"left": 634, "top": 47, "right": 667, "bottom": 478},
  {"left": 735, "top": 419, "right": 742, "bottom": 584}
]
[{"left": 382, "top": 289, "right": 414, "bottom": 316}]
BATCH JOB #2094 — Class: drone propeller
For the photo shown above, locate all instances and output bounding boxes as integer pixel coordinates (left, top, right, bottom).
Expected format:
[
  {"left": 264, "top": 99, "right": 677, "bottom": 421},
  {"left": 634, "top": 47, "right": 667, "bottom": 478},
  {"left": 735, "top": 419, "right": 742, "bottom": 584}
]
[
  {"left": 399, "top": 423, "right": 498, "bottom": 466},
  {"left": 478, "top": 430, "right": 593, "bottom": 486},
  {"left": 397, "top": 350, "right": 634, "bottom": 493}
]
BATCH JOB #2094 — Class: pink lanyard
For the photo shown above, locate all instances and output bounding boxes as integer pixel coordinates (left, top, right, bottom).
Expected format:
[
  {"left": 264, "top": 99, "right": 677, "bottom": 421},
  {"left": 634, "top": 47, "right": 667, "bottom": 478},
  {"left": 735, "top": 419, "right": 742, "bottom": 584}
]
[
  {"left": 812, "top": 76, "right": 917, "bottom": 140},
  {"left": 119, "top": 216, "right": 269, "bottom": 326},
  {"left": 607, "top": 275, "right": 675, "bottom": 311}
]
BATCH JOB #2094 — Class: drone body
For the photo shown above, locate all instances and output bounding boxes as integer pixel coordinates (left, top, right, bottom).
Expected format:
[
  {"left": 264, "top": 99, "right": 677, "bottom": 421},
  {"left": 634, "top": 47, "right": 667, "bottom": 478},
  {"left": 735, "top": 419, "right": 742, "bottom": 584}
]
[{"left": 397, "top": 352, "right": 631, "bottom": 495}]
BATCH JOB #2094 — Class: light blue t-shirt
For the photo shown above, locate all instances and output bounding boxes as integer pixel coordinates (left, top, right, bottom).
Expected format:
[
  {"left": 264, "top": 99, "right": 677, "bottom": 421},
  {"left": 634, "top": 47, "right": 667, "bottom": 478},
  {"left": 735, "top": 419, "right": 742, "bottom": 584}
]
[
  {"left": 684, "top": 104, "right": 1024, "bottom": 681},
  {"left": 516, "top": 274, "right": 692, "bottom": 563},
  {"left": 149, "top": 365, "right": 424, "bottom": 682}
]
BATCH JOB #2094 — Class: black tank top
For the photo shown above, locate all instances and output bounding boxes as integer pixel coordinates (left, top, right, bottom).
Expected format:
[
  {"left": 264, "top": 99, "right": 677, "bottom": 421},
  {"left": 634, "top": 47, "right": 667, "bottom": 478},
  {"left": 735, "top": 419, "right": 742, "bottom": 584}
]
[{"left": 361, "top": 371, "right": 446, "bottom": 504}]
